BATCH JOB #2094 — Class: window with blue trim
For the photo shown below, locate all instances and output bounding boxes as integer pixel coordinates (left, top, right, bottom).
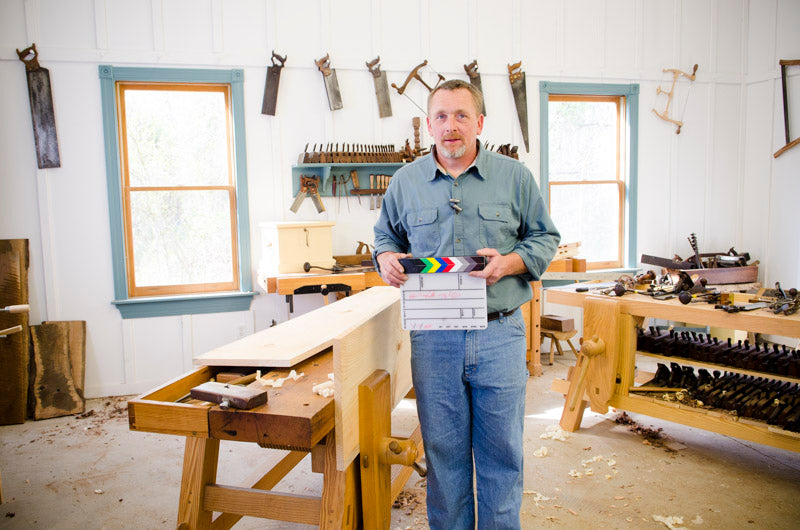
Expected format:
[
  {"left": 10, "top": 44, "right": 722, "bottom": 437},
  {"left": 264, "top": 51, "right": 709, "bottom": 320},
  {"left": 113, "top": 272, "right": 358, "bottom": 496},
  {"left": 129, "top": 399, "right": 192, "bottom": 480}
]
[
  {"left": 539, "top": 82, "right": 639, "bottom": 269},
  {"left": 99, "top": 66, "right": 254, "bottom": 318}
]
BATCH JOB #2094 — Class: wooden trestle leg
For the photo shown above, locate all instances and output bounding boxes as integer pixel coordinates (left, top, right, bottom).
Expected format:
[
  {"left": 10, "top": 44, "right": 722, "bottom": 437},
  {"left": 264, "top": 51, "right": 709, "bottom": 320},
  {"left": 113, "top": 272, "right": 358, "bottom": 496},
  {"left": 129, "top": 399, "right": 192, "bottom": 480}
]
[{"left": 177, "top": 437, "right": 220, "bottom": 529}]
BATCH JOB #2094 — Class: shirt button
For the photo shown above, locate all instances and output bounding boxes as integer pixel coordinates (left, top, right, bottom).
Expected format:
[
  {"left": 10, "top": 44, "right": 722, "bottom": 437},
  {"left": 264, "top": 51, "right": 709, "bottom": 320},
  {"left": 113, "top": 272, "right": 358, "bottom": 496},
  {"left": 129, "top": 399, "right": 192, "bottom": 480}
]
[
  {"left": 456, "top": 238, "right": 461, "bottom": 243},
  {"left": 496, "top": 212, "right": 500, "bottom": 217},
  {"left": 454, "top": 183, "right": 459, "bottom": 187}
]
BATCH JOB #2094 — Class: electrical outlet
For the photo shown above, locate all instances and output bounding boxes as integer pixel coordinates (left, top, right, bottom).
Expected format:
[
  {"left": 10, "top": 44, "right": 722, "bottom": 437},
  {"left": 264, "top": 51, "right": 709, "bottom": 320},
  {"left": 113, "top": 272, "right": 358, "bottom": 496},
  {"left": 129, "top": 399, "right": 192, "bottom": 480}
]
[{"left": 236, "top": 325, "right": 247, "bottom": 338}]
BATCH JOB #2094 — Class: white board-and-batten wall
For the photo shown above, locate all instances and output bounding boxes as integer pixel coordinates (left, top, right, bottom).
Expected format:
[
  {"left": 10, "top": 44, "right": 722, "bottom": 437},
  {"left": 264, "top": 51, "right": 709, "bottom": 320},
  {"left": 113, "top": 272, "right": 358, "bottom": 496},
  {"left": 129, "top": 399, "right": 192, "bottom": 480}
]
[{"left": 0, "top": 0, "right": 798, "bottom": 398}]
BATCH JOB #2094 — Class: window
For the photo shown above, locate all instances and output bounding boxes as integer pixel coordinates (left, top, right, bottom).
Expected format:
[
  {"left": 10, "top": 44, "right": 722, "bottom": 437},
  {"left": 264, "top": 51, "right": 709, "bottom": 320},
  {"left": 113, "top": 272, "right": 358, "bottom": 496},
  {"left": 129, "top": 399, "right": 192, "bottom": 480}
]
[
  {"left": 539, "top": 82, "right": 639, "bottom": 270},
  {"left": 100, "top": 66, "right": 254, "bottom": 318}
]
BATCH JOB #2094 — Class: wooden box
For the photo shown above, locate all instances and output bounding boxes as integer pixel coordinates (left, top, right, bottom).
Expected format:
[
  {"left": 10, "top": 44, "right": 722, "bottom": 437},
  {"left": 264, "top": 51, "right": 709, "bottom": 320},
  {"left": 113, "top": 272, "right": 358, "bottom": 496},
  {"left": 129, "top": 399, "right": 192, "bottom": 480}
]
[{"left": 259, "top": 221, "right": 336, "bottom": 274}]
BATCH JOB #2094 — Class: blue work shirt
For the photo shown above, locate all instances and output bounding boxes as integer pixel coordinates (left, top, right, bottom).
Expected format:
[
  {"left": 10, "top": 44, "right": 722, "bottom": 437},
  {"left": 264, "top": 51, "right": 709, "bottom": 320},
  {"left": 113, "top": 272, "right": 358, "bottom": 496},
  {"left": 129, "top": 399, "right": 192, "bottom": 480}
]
[{"left": 373, "top": 143, "right": 561, "bottom": 313}]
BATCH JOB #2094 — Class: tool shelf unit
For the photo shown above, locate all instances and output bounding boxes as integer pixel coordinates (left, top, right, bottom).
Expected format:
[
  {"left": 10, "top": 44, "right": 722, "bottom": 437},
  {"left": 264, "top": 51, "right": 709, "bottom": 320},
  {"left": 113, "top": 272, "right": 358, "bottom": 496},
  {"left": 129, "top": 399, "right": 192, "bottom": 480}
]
[
  {"left": 292, "top": 163, "right": 404, "bottom": 198},
  {"left": 547, "top": 286, "right": 800, "bottom": 453}
]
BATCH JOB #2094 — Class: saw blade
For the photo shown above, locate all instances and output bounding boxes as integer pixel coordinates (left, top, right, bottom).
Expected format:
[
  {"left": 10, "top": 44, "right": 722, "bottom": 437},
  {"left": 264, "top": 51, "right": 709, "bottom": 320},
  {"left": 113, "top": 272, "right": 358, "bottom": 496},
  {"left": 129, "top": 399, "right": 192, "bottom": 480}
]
[
  {"left": 323, "top": 71, "right": 343, "bottom": 110},
  {"left": 510, "top": 74, "right": 529, "bottom": 152},
  {"left": 372, "top": 70, "right": 392, "bottom": 118},
  {"left": 262, "top": 65, "right": 282, "bottom": 115},
  {"left": 17, "top": 44, "right": 60, "bottom": 168}
]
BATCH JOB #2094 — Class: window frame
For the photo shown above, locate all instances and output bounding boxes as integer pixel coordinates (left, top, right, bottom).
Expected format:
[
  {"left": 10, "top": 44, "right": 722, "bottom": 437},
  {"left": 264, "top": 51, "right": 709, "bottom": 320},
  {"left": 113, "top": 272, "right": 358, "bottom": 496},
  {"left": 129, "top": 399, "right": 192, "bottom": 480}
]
[
  {"left": 99, "top": 65, "right": 254, "bottom": 318},
  {"left": 539, "top": 81, "right": 639, "bottom": 269}
]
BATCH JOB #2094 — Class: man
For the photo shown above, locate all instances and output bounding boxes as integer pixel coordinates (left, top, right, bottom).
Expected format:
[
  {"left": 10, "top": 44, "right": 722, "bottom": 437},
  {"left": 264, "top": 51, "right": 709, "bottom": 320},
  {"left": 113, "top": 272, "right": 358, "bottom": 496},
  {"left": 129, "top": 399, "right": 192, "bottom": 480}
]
[{"left": 373, "top": 79, "right": 560, "bottom": 529}]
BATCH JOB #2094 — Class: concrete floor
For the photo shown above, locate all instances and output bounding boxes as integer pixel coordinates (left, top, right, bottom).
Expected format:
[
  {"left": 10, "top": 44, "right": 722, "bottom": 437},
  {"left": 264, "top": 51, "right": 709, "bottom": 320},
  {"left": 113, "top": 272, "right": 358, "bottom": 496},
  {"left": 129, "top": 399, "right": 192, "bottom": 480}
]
[{"left": 1, "top": 355, "right": 799, "bottom": 529}]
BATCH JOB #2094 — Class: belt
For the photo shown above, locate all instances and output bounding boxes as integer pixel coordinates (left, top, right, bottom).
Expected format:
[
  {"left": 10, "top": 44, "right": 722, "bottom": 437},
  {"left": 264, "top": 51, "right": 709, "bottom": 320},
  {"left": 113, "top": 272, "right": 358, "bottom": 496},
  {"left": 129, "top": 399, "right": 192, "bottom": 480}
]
[{"left": 487, "top": 308, "right": 517, "bottom": 322}]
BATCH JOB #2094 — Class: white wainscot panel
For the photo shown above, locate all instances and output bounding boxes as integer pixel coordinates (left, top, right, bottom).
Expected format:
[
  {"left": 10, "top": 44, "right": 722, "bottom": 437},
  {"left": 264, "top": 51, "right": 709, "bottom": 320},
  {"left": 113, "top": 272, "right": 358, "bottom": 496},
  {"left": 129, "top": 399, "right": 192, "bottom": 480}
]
[
  {"left": 329, "top": 70, "right": 378, "bottom": 138},
  {"left": 776, "top": 0, "right": 800, "bottom": 60},
  {"left": 641, "top": 0, "right": 676, "bottom": 72},
  {"left": 0, "top": 1, "right": 27, "bottom": 48},
  {"left": 679, "top": 0, "right": 713, "bottom": 72},
  {"left": 715, "top": 0, "right": 744, "bottom": 77},
  {"left": 563, "top": 0, "right": 604, "bottom": 74},
  {"left": 329, "top": 0, "right": 372, "bottom": 69},
  {"left": 521, "top": 0, "right": 561, "bottom": 74},
  {"left": 106, "top": 0, "right": 154, "bottom": 51},
  {"left": 275, "top": 0, "right": 322, "bottom": 65},
  {"left": 604, "top": 0, "right": 637, "bottom": 74},
  {"left": 162, "top": 0, "right": 213, "bottom": 53},
  {"left": 672, "top": 85, "right": 711, "bottom": 251},
  {"left": 221, "top": 0, "right": 268, "bottom": 55},
  {"left": 707, "top": 84, "right": 742, "bottom": 248},
  {"left": 191, "top": 311, "right": 254, "bottom": 359},
  {"left": 379, "top": 0, "right": 421, "bottom": 67},
  {"left": 475, "top": 0, "right": 513, "bottom": 74},
  {"left": 740, "top": 81, "right": 773, "bottom": 263},
  {"left": 38, "top": 0, "right": 96, "bottom": 50},
  {"left": 429, "top": 0, "right": 471, "bottom": 74},
  {"left": 747, "top": 0, "right": 777, "bottom": 79},
  {"left": 125, "top": 316, "right": 185, "bottom": 385}
]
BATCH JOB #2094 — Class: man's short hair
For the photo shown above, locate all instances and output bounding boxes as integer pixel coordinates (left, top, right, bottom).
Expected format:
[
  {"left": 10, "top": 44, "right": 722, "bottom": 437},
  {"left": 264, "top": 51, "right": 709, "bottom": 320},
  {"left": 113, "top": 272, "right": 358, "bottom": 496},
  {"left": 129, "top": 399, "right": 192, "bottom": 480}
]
[{"left": 427, "top": 79, "right": 484, "bottom": 117}]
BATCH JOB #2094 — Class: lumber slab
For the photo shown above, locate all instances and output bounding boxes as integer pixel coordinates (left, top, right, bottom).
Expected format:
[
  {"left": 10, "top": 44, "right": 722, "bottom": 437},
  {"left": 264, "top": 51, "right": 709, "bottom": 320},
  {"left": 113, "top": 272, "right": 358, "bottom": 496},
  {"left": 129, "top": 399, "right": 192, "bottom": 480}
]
[
  {"left": 29, "top": 321, "right": 85, "bottom": 419},
  {"left": 0, "top": 240, "right": 29, "bottom": 425}
]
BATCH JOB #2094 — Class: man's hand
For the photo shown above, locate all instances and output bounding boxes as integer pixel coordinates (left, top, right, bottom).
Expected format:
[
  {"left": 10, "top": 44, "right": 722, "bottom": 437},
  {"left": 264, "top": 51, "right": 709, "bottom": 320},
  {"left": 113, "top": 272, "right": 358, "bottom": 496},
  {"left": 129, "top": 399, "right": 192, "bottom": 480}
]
[
  {"left": 376, "top": 251, "right": 412, "bottom": 287},
  {"left": 469, "top": 248, "right": 526, "bottom": 286}
]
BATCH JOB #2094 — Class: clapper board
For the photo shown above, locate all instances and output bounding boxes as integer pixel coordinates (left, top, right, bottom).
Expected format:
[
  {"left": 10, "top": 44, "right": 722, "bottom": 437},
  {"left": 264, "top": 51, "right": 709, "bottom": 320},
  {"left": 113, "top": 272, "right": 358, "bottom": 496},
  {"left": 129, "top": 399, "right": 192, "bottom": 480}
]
[{"left": 399, "top": 256, "right": 488, "bottom": 330}]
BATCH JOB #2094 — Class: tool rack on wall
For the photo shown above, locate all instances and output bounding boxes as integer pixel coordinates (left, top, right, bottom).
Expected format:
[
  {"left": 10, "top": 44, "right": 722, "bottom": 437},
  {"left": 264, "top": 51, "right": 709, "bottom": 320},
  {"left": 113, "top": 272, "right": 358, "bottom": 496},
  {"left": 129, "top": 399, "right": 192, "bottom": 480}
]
[
  {"left": 549, "top": 287, "right": 800, "bottom": 453},
  {"left": 292, "top": 163, "right": 404, "bottom": 198}
]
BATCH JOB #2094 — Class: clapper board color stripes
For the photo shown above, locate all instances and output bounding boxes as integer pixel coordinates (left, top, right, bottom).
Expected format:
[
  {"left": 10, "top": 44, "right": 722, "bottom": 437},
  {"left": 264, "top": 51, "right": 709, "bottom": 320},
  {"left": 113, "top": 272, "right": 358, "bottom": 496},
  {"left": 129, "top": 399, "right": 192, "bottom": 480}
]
[
  {"left": 400, "top": 256, "right": 487, "bottom": 330},
  {"left": 399, "top": 256, "right": 486, "bottom": 274}
]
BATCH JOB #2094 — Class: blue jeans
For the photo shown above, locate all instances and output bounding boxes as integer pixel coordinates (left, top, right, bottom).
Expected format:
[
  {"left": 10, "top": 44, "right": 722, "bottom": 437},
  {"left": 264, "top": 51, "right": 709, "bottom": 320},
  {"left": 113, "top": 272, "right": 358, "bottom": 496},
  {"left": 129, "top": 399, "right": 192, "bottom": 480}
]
[{"left": 410, "top": 309, "right": 528, "bottom": 529}]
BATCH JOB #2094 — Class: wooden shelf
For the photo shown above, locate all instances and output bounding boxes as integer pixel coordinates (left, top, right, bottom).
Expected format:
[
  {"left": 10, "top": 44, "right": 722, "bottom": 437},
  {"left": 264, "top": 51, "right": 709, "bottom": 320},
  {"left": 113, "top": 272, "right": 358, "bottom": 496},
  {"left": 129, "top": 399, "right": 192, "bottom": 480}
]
[
  {"left": 612, "top": 393, "right": 800, "bottom": 452},
  {"left": 635, "top": 351, "right": 800, "bottom": 384},
  {"left": 292, "top": 163, "right": 404, "bottom": 198}
]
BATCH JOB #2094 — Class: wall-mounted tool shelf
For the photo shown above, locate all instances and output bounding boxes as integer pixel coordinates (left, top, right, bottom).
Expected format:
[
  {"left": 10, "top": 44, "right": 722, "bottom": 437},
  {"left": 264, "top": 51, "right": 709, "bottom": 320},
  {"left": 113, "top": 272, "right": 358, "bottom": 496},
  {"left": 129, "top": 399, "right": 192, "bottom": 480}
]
[{"left": 292, "top": 163, "right": 404, "bottom": 198}]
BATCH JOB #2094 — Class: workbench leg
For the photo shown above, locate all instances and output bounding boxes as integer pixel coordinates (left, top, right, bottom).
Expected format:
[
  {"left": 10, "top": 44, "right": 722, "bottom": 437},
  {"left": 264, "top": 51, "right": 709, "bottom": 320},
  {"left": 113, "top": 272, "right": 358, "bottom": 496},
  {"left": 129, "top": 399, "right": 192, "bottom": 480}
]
[
  {"left": 319, "top": 432, "right": 360, "bottom": 529},
  {"left": 559, "top": 364, "right": 589, "bottom": 432},
  {"left": 177, "top": 436, "right": 220, "bottom": 530},
  {"left": 528, "top": 281, "right": 542, "bottom": 376}
]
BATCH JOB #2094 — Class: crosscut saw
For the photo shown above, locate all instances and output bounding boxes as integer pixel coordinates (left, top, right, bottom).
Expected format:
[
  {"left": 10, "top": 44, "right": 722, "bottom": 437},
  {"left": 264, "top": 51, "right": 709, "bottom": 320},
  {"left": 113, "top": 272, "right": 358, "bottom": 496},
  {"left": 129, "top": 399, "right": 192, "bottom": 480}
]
[
  {"left": 315, "top": 53, "right": 343, "bottom": 111},
  {"left": 366, "top": 56, "right": 392, "bottom": 118},
  {"left": 17, "top": 43, "right": 60, "bottom": 169},
  {"left": 261, "top": 51, "right": 286, "bottom": 116},
  {"left": 508, "top": 61, "right": 529, "bottom": 152},
  {"left": 464, "top": 60, "right": 486, "bottom": 115}
]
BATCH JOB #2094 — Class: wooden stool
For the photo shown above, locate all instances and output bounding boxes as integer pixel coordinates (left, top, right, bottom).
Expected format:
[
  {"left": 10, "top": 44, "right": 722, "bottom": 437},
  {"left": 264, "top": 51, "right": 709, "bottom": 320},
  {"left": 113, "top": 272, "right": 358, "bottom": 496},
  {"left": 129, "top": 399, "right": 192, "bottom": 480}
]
[{"left": 540, "top": 328, "right": 578, "bottom": 365}]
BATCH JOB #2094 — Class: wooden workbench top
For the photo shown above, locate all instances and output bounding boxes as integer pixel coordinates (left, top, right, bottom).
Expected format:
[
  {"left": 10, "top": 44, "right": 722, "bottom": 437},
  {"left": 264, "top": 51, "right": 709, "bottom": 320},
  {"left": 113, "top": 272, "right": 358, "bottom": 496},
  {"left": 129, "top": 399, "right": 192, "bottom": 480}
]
[{"left": 545, "top": 284, "right": 800, "bottom": 338}]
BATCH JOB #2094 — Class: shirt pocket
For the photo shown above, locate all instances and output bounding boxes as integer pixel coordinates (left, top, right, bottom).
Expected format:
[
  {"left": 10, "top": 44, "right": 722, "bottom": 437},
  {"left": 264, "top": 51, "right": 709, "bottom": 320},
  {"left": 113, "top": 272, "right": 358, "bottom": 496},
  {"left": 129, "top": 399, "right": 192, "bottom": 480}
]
[
  {"left": 406, "top": 208, "right": 440, "bottom": 255},
  {"left": 478, "top": 203, "right": 517, "bottom": 249}
]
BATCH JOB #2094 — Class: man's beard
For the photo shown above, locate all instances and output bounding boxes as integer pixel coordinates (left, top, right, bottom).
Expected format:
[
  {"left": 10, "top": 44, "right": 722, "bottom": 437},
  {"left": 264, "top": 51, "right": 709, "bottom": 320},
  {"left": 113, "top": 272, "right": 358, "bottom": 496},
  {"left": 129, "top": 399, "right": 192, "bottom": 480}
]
[{"left": 438, "top": 142, "right": 467, "bottom": 159}]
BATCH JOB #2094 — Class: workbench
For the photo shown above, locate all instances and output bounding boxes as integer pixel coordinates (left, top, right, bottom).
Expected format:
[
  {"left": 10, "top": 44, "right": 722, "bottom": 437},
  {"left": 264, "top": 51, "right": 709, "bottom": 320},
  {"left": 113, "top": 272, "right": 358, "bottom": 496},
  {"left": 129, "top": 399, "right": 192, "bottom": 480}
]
[
  {"left": 547, "top": 285, "right": 800, "bottom": 452},
  {"left": 259, "top": 269, "right": 546, "bottom": 375},
  {"left": 128, "top": 287, "right": 420, "bottom": 528}
]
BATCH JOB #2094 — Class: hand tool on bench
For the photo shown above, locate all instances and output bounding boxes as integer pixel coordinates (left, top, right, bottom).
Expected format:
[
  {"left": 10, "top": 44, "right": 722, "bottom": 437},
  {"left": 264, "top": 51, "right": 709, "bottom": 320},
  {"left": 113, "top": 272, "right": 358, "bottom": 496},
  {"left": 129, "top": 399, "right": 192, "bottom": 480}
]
[
  {"left": 315, "top": 53, "right": 343, "bottom": 111},
  {"left": 463, "top": 60, "right": 486, "bottom": 115},
  {"left": 190, "top": 381, "right": 268, "bottom": 409},
  {"left": 290, "top": 175, "right": 325, "bottom": 213},
  {"left": 507, "top": 61, "right": 529, "bottom": 152},
  {"left": 366, "top": 56, "right": 392, "bottom": 118},
  {"left": 16, "top": 43, "right": 60, "bottom": 168},
  {"left": 261, "top": 50, "right": 286, "bottom": 116}
]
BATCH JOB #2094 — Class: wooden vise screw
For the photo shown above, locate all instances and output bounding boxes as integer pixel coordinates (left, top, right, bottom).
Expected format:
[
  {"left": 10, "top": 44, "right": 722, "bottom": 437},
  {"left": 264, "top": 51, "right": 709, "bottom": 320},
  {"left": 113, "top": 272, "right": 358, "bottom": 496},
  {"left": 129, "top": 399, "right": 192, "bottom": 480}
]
[{"left": 359, "top": 370, "right": 426, "bottom": 529}]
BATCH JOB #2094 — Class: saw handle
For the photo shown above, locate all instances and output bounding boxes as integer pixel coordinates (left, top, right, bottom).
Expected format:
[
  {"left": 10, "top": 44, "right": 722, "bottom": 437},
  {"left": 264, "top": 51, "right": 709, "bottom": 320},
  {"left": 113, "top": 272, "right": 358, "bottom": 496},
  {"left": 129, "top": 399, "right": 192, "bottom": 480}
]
[{"left": 271, "top": 50, "right": 287, "bottom": 68}]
